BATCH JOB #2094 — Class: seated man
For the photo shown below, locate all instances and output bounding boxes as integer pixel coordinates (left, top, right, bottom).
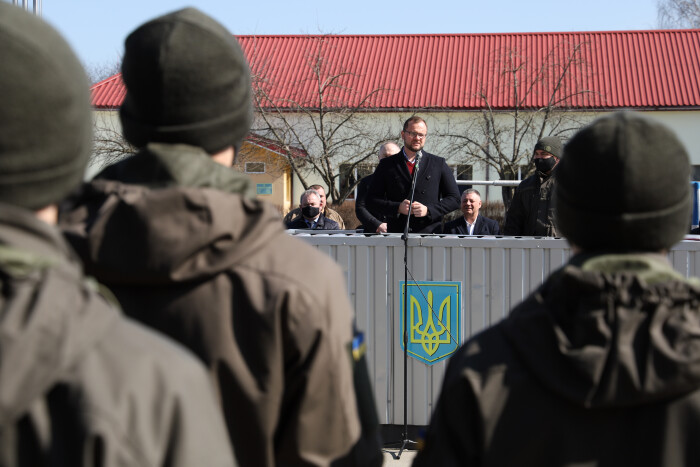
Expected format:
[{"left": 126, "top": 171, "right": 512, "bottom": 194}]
[
  {"left": 284, "top": 184, "right": 345, "bottom": 228},
  {"left": 440, "top": 189, "right": 500, "bottom": 235},
  {"left": 286, "top": 189, "right": 340, "bottom": 230},
  {"left": 414, "top": 112, "right": 700, "bottom": 466}
]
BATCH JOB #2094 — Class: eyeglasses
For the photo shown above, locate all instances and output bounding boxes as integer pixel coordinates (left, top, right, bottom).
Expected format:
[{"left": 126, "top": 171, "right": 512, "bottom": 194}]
[{"left": 404, "top": 131, "right": 427, "bottom": 139}]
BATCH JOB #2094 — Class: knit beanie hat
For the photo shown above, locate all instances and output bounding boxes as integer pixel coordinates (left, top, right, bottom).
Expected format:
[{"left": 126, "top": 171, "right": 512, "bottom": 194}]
[
  {"left": 534, "top": 136, "right": 562, "bottom": 159},
  {"left": 0, "top": 3, "right": 91, "bottom": 210},
  {"left": 120, "top": 8, "right": 252, "bottom": 154},
  {"left": 555, "top": 112, "right": 691, "bottom": 252}
]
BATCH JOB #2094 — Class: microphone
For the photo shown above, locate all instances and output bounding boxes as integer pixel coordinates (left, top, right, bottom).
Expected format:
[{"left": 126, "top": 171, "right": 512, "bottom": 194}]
[{"left": 414, "top": 150, "right": 422, "bottom": 173}]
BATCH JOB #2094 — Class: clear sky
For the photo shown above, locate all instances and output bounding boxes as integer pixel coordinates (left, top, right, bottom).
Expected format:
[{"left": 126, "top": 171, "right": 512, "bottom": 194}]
[{"left": 26, "top": 0, "right": 659, "bottom": 67}]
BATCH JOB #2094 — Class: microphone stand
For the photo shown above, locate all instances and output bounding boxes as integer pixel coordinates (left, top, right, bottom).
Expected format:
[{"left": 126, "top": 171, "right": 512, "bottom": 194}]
[{"left": 388, "top": 151, "right": 421, "bottom": 459}]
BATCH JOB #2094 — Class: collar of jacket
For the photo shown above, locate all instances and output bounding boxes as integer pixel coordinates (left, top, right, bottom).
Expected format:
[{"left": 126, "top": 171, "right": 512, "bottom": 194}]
[
  {"left": 568, "top": 252, "right": 697, "bottom": 286},
  {"left": 0, "top": 202, "right": 76, "bottom": 269},
  {"left": 100, "top": 143, "right": 256, "bottom": 198}
]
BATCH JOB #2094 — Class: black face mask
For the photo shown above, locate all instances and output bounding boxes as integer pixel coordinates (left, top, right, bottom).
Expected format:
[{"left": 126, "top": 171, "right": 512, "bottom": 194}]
[
  {"left": 302, "top": 205, "right": 320, "bottom": 218},
  {"left": 534, "top": 157, "right": 557, "bottom": 174}
]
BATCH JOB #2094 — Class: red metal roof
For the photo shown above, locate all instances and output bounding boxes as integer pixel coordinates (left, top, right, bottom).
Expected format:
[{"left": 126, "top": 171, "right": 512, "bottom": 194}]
[
  {"left": 91, "top": 30, "right": 700, "bottom": 110},
  {"left": 91, "top": 73, "right": 126, "bottom": 109},
  {"left": 245, "top": 133, "right": 307, "bottom": 158}
]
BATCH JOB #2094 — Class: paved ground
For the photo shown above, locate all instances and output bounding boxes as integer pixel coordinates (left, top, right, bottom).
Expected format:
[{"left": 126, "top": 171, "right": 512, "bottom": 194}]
[{"left": 382, "top": 448, "right": 418, "bottom": 465}]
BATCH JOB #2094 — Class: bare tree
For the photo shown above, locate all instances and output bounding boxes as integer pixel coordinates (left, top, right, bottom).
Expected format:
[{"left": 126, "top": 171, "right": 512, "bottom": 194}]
[
  {"left": 90, "top": 111, "right": 136, "bottom": 172},
  {"left": 249, "top": 35, "right": 394, "bottom": 204},
  {"left": 658, "top": 0, "right": 700, "bottom": 28},
  {"left": 438, "top": 40, "right": 597, "bottom": 208},
  {"left": 85, "top": 56, "right": 122, "bottom": 85}
]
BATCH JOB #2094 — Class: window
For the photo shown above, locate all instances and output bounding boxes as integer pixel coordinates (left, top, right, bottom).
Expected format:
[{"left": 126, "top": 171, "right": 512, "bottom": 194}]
[
  {"left": 502, "top": 164, "right": 533, "bottom": 181},
  {"left": 452, "top": 164, "right": 473, "bottom": 195},
  {"left": 339, "top": 163, "right": 376, "bottom": 199},
  {"left": 693, "top": 165, "right": 700, "bottom": 181},
  {"left": 245, "top": 162, "right": 265, "bottom": 174},
  {"left": 517, "top": 164, "right": 533, "bottom": 180}
]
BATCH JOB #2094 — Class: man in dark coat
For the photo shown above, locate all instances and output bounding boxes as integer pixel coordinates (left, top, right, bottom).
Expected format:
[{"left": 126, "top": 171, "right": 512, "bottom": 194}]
[
  {"left": 366, "top": 117, "right": 460, "bottom": 233},
  {"left": 60, "top": 8, "right": 380, "bottom": 467},
  {"left": 414, "top": 112, "right": 700, "bottom": 466},
  {"left": 504, "top": 135, "right": 562, "bottom": 236},
  {"left": 286, "top": 189, "right": 340, "bottom": 229},
  {"left": 0, "top": 5, "right": 235, "bottom": 465},
  {"left": 440, "top": 189, "right": 500, "bottom": 235},
  {"left": 283, "top": 184, "right": 346, "bottom": 228},
  {"left": 355, "top": 141, "right": 400, "bottom": 233}
]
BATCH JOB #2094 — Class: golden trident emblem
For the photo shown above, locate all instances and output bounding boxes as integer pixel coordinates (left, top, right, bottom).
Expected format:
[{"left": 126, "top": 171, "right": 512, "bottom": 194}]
[{"left": 410, "top": 290, "right": 451, "bottom": 356}]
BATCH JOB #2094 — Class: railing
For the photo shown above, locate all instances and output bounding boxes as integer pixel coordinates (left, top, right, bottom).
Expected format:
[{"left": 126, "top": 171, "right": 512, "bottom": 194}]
[{"left": 289, "top": 231, "right": 700, "bottom": 425}]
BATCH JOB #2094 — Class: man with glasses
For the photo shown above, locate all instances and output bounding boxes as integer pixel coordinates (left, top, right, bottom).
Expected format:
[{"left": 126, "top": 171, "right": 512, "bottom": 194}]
[{"left": 366, "top": 116, "right": 460, "bottom": 233}]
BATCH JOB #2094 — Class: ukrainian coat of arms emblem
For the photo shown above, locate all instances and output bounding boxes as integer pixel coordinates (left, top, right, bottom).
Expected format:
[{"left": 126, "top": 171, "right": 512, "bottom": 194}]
[{"left": 400, "top": 281, "right": 461, "bottom": 365}]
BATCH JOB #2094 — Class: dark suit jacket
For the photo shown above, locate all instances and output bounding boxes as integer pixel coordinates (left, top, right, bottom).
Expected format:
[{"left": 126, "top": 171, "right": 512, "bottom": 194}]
[
  {"left": 441, "top": 215, "right": 501, "bottom": 235},
  {"left": 286, "top": 214, "right": 339, "bottom": 230},
  {"left": 355, "top": 174, "right": 385, "bottom": 232},
  {"left": 366, "top": 150, "right": 460, "bottom": 233}
]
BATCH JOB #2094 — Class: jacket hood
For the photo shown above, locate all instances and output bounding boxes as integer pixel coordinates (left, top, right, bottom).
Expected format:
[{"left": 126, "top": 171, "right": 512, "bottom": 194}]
[
  {"left": 503, "top": 253, "right": 700, "bottom": 409},
  {"left": 0, "top": 204, "right": 116, "bottom": 424},
  {"left": 60, "top": 146, "right": 284, "bottom": 285}
]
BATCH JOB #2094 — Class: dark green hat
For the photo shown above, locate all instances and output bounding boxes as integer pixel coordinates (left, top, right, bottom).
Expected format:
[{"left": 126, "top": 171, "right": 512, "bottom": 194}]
[
  {"left": 0, "top": 3, "right": 91, "bottom": 210},
  {"left": 120, "top": 7, "right": 252, "bottom": 154},
  {"left": 534, "top": 136, "right": 562, "bottom": 159},
  {"left": 555, "top": 112, "right": 691, "bottom": 252}
]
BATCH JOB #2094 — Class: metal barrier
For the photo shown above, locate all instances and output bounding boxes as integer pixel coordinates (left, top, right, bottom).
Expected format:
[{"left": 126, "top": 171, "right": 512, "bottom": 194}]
[{"left": 289, "top": 231, "right": 700, "bottom": 426}]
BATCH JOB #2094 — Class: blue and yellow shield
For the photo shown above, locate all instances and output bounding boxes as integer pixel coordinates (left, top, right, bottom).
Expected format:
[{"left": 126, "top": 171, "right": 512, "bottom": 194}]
[{"left": 400, "top": 281, "right": 461, "bottom": 365}]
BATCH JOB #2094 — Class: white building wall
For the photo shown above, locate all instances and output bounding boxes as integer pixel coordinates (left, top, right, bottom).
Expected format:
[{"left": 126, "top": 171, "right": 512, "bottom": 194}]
[{"left": 91, "top": 109, "right": 700, "bottom": 205}]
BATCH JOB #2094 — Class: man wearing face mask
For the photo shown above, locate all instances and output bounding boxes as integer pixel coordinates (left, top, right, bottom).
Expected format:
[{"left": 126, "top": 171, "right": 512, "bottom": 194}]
[
  {"left": 286, "top": 189, "right": 340, "bottom": 230},
  {"left": 504, "top": 136, "right": 562, "bottom": 236}
]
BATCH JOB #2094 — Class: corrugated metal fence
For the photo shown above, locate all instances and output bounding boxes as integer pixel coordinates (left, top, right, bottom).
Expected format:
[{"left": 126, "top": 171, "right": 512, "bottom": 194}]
[{"left": 290, "top": 232, "right": 700, "bottom": 426}]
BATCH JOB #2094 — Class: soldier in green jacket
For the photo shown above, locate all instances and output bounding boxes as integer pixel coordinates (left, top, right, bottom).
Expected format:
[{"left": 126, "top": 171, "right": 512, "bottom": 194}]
[
  {"left": 415, "top": 112, "right": 700, "bottom": 466},
  {"left": 0, "top": 4, "right": 235, "bottom": 466},
  {"left": 504, "top": 136, "right": 562, "bottom": 236},
  {"left": 60, "top": 8, "right": 380, "bottom": 467}
]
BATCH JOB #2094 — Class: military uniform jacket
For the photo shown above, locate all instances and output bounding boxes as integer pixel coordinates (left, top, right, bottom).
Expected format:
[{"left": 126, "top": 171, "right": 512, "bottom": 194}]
[
  {"left": 504, "top": 170, "right": 557, "bottom": 236},
  {"left": 366, "top": 150, "right": 460, "bottom": 233},
  {"left": 0, "top": 203, "right": 234, "bottom": 466},
  {"left": 414, "top": 253, "right": 700, "bottom": 466},
  {"left": 60, "top": 143, "right": 361, "bottom": 467}
]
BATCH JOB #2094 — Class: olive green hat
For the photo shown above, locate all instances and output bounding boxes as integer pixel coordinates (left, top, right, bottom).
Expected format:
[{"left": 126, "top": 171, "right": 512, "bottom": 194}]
[
  {"left": 120, "top": 8, "right": 253, "bottom": 155},
  {"left": 0, "top": 3, "right": 92, "bottom": 210},
  {"left": 555, "top": 112, "right": 691, "bottom": 252},
  {"left": 534, "top": 136, "right": 563, "bottom": 159}
]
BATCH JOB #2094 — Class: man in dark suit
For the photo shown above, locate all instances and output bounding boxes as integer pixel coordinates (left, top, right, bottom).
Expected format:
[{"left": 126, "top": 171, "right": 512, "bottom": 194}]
[
  {"left": 366, "top": 116, "right": 460, "bottom": 233},
  {"left": 286, "top": 189, "right": 340, "bottom": 230},
  {"left": 355, "top": 141, "right": 400, "bottom": 233},
  {"left": 441, "top": 189, "right": 500, "bottom": 235}
]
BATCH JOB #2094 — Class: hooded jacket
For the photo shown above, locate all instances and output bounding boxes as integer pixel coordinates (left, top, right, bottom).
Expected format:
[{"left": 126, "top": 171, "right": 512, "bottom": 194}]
[
  {"left": 0, "top": 203, "right": 234, "bottom": 466},
  {"left": 414, "top": 253, "right": 700, "bottom": 467},
  {"left": 60, "top": 144, "right": 362, "bottom": 467},
  {"left": 504, "top": 170, "right": 557, "bottom": 236}
]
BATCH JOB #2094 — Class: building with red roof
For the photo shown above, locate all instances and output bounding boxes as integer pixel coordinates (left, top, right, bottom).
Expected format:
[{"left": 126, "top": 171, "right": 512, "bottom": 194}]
[{"left": 91, "top": 30, "right": 700, "bottom": 208}]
